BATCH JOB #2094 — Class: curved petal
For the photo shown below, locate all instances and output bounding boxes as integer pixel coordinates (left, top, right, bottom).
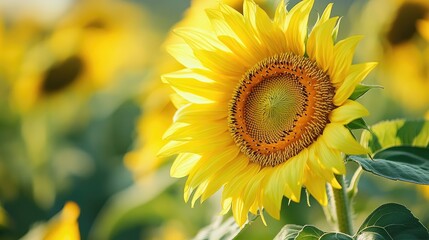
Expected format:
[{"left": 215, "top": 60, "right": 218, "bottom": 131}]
[
  {"left": 334, "top": 62, "right": 377, "bottom": 106},
  {"left": 323, "top": 123, "right": 369, "bottom": 154},
  {"left": 284, "top": 0, "right": 314, "bottom": 56},
  {"left": 284, "top": 148, "right": 307, "bottom": 202},
  {"left": 303, "top": 165, "right": 328, "bottom": 206},
  {"left": 330, "top": 36, "right": 363, "bottom": 84},
  {"left": 170, "top": 153, "right": 201, "bottom": 178},
  {"left": 315, "top": 138, "right": 346, "bottom": 175},
  {"left": 201, "top": 154, "right": 249, "bottom": 202},
  {"left": 166, "top": 44, "right": 204, "bottom": 69},
  {"left": 307, "top": 17, "right": 338, "bottom": 71},
  {"left": 329, "top": 99, "right": 369, "bottom": 125}
]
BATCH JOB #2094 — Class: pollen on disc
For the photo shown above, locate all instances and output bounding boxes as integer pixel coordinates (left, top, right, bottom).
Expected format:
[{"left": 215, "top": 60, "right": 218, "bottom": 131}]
[
  {"left": 244, "top": 73, "right": 306, "bottom": 144},
  {"left": 228, "top": 53, "right": 335, "bottom": 167}
]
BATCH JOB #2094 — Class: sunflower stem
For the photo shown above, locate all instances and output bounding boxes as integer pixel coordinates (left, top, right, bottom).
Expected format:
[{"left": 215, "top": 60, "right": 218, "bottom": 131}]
[{"left": 330, "top": 174, "right": 353, "bottom": 235}]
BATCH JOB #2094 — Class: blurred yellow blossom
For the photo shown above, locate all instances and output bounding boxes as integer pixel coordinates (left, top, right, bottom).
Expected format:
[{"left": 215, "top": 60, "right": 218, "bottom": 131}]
[
  {"left": 21, "top": 201, "right": 80, "bottom": 240},
  {"left": 355, "top": 0, "right": 429, "bottom": 113},
  {"left": 11, "top": 0, "right": 158, "bottom": 115}
]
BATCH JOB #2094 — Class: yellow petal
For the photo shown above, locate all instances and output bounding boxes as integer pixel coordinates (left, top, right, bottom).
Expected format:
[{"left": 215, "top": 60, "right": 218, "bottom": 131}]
[
  {"left": 170, "top": 153, "right": 201, "bottom": 178},
  {"left": 307, "top": 17, "right": 338, "bottom": 71},
  {"left": 263, "top": 166, "right": 284, "bottom": 219},
  {"left": 307, "top": 146, "right": 341, "bottom": 188},
  {"left": 163, "top": 120, "right": 227, "bottom": 141},
  {"left": 303, "top": 166, "right": 328, "bottom": 206},
  {"left": 218, "top": 2, "right": 263, "bottom": 55},
  {"left": 274, "top": 0, "right": 288, "bottom": 29},
  {"left": 173, "top": 103, "right": 227, "bottom": 123},
  {"left": 334, "top": 62, "right": 377, "bottom": 106},
  {"left": 329, "top": 100, "right": 369, "bottom": 125},
  {"left": 284, "top": 0, "right": 314, "bottom": 56},
  {"left": 174, "top": 27, "right": 227, "bottom": 51},
  {"left": 284, "top": 148, "right": 307, "bottom": 202},
  {"left": 323, "top": 123, "right": 369, "bottom": 154},
  {"left": 330, "top": 36, "right": 363, "bottom": 83},
  {"left": 315, "top": 138, "right": 346, "bottom": 175},
  {"left": 201, "top": 154, "right": 248, "bottom": 202},
  {"left": 166, "top": 44, "right": 204, "bottom": 69},
  {"left": 222, "top": 163, "right": 259, "bottom": 216},
  {"left": 158, "top": 134, "right": 233, "bottom": 157},
  {"left": 186, "top": 146, "right": 239, "bottom": 191},
  {"left": 245, "top": 0, "right": 286, "bottom": 55}
]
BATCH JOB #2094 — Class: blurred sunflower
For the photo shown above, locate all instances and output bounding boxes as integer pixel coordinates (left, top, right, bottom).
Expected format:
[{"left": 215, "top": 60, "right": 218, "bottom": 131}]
[
  {"left": 160, "top": 0, "right": 375, "bottom": 225},
  {"left": 11, "top": 0, "right": 158, "bottom": 118},
  {"left": 354, "top": 0, "right": 429, "bottom": 113},
  {"left": 125, "top": 0, "right": 270, "bottom": 180},
  {"left": 21, "top": 201, "right": 81, "bottom": 240},
  {"left": 4, "top": 0, "right": 157, "bottom": 208}
]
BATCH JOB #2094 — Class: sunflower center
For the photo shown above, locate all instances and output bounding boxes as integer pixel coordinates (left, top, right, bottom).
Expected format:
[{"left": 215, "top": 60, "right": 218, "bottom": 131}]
[{"left": 228, "top": 53, "right": 336, "bottom": 167}]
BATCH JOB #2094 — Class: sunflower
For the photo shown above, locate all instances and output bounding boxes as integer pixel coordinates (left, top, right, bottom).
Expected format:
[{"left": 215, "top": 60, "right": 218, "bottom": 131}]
[
  {"left": 125, "top": 0, "right": 270, "bottom": 180},
  {"left": 354, "top": 0, "right": 429, "bottom": 114},
  {"left": 11, "top": 0, "right": 157, "bottom": 115},
  {"left": 21, "top": 202, "right": 81, "bottom": 240},
  {"left": 160, "top": 0, "right": 375, "bottom": 225}
]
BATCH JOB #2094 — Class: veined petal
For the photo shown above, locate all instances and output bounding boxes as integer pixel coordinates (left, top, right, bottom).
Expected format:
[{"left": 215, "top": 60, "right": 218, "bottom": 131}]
[
  {"left": 173, "top": 103, "right": 227, "bottom": 123},
  {"left": 186, "top": 146, "right": 239, "bottom": 205},
  {"left": 171, "top": 153, "right": 201, "bottom": 178},
  {"left": 274, "top": 0, "right": 288, "bottom": 28},
  {"left": 218, "top": 2, "right": 264, "bottom": 55},
  {"left": 307, "top": 146, "right": 341, "bottom": 188},
  {"left": 222, "top": 163, "right": 260, "bottom": 216},
  {"left": 284, "top": 0, "right": 314, "bottom": 56},
  {"left": 315, "top": 138, "right": 346, "bottom": 175},
  {"left": 166, "top": 44, "right": 204, "bottom": 69},
  {"left": 201, "top": 154, "right": 249, "bottom": 202},
  {"left": 186, "top": 147, "right": 238, "bottom": 188},
  {"left": 330, "top": 36, "right": 363, "bottom": 83},
  {"left": 253, "top": 3, "right": 287, "bottom": 55},
  {"left": 163, "top": 120, "right": 227, "bottom": 141},
  {"left": 193, "top": 48, "right": 246, "bottom": 76},
  {"left": 263, "top": 166, "right": 284, "bottom": 219},
  {"left": 334, "top": 62, "right": 377, "bottom": 106},
  {"left": 329, "top": 100, "right": 369, "bottom": 124},
  {"left": 307, "top": 17, "right": 338, "bottom": 71},
  {"left": 238, "top": 168, "right": 268, "bottom": 226},
  {"left": 174, "top": 27, "right": 227, "bottom": 51},
  {"left": 162, "top": 70, "right": 227, "bottom": 103},
  {"left": 303, "top": 166, "right": 328, "bottom": 206},
  {"left": 323, "top": 123, "right": 369, "bottom": 154},
  {"left": 284, "top": 148, "right": 307, "bottom": 202},
  {"left": 158, "top": 134, "right": 233, "bottom": 157}
]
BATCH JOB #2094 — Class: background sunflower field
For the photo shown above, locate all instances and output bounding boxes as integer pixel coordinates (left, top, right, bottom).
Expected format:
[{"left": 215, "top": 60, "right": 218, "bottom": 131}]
[{"left": 0, "top": 0, "right": 427, "bottom": 239}]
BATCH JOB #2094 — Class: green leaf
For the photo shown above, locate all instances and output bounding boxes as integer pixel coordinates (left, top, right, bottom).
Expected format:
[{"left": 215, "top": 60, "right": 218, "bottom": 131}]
[
  {"left": 349, "top": 84, "right": 382, "bottom": 100},
  {"left": 349, "top": 146, "right": 429, "bottom": 184},
  {"left": 346, "top": 118, "right": 369, "bottom": 130},
  {"left": 274, "top": 224, "right": 304, "bottom": 240},
  {"left": 356, "top": 203, "right": 429, "bottom": 240},
  {"left": 275, "top": 225, "right": 353, "bottom": 240},
  {"left": 360, "top": 119, "right": 429, "bottom": 154}
]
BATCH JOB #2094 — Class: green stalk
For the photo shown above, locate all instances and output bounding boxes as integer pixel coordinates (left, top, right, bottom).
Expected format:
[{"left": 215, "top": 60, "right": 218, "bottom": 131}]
[{"left": 329, "top": 174, "right": 353, "bottom": 235}]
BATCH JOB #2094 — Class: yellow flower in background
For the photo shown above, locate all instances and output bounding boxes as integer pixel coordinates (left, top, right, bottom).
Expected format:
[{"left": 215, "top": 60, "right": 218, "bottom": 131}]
[
  {"left": 160, "top": 0, "right": 375, "bottom": 225},
  {"left": 11, "top": 0, "right": 158, "bottom": 115},
  {"left": 125, "top": 0, "right": 269, "bottom": 180},
  {"left": 21, "top": 201, "right": 80, "bottom": 240},
  {"left": 355, "top": 0, "right": 429, "bottom": 113}
]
